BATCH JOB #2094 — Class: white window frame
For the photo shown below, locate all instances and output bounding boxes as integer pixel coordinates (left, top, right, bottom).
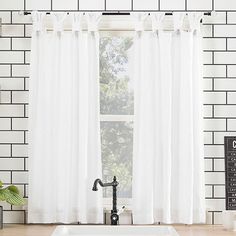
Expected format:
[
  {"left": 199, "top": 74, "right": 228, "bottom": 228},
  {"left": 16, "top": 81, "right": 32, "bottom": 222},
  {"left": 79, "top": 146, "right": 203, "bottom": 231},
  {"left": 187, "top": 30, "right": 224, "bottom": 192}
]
[{"left": 100, "top": 28, "right": 134, "bottom": 209}]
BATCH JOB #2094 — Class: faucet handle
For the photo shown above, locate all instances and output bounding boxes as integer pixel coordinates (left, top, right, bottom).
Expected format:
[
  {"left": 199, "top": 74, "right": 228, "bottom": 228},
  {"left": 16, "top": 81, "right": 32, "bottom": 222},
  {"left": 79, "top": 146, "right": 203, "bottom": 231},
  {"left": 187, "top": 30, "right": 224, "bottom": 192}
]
[{"left": 117, "top": 206, "right": 126, "bottom": 215}]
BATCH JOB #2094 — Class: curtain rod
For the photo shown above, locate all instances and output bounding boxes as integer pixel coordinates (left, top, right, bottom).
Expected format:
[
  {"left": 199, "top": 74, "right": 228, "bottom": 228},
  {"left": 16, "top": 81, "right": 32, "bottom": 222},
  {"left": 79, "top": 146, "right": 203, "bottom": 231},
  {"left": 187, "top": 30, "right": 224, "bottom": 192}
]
[{"left": 23, "top": 11, "right": 212, "bottom": 16}]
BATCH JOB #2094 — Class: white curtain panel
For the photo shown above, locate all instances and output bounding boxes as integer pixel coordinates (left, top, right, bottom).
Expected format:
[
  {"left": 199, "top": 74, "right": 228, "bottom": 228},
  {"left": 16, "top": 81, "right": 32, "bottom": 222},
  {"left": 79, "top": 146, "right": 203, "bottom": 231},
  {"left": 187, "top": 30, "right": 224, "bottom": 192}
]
[
  {"left": 28, "top": 12, "right": 103, "bottom": 223},
  {"left": 132, "top": 13, "right": 206, "bottom": 224}
]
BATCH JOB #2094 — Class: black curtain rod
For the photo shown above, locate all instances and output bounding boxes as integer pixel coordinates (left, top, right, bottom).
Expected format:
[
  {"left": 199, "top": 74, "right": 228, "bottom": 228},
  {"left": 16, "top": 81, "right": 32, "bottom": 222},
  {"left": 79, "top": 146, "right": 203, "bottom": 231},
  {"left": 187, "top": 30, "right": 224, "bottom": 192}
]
[{"left": 23, "top": 11, "right": 211, "bottom": 16}]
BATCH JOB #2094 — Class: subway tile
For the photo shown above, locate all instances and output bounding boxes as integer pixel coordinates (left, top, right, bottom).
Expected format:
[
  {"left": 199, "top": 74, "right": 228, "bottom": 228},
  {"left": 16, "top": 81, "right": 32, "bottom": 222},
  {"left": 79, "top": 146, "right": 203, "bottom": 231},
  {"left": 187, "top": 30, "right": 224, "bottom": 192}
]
[
  {"left": 0, "top": 12, "right": 11, "bottom": 23},
  {"left": 12, "top": 38, "right": 31, "bottom": 51},
  {"left": 204, "top": 105, "right": 213, "bottom": 117},
  {"left": 1, "top": 25, "right": 24, "bottom": 37},
  {"left": 214, "top": 105, "right": 236, "bottom": 117},
  {"left": 203, "top": 52, "right": 212, "bottom": 64},
  {"left": 0, "top": 105, "right": 24, "bottom": 117},
  {"left": 25, "top": 158, "right": 28, "bottom": 171},
  {"left": 0, "top": 145, "right": 11, "bottom": 156},
  {"left": 203, "top": 38, "right": 226, "bottom": 51},
  {"left": 0, "top": 0, "right": 24, "bottom": 10},
  {"left": 1, "top": 202, "right": 11, "bottom": 211},
  {"left": 227, "top": 39, "right": 236, "bottom": 51},
  {"left": 214, "top": 212, "right": 223, "bottom": 225},
  {"left": 12, "top": 91, "right": 28, "bottom": 104},
  {"left": 203, "top": 79, "right": 212, "bottom": 90},
  {"left": 228, "top": 92, "right": 236, "bottom": 104},
  {"left": 204, "top": 119, "right": 226, "bottom": 131},
  {"left": 25, "top": 131, "right": 28, "bottom": 143},
  {"left": 214, "top": 132, "right": 236, "bottom": 144},
  {"left": 205, "top": 185, "right": 212, "bottom": 198},
  {"left": 205, "top": 172, "right": 225, "bottom": 185},
  {"left": 0, "top": 65, "right": 10, "bottom": 77},
  {"left": 12, "top": 118, "right": 28, "bottom": 131},
  {"left": 206, "top": 211, "right": 213, "bottom": 224},
  {"left": 25, "top": 52, "right": 31, "bottom": 64},
  {"left": 0, "top": 131, "right": 24, "bottom": 143},
  {"left": 202, "top": 12, "right": 226, "bottom": 24},
  {"left": 187, "top": 0, "right": 211, "bottom": 10},
  {"left": 3, "top": 211, "right": 24, "bottom": 224},
  {"left": 25, "top": 78, "right": 29, "bottom": 90},
  {"left": 204, "top": 92, "right": 226, "bottom": 104},
  {"left": 215, "top": 52, "right": 236, "bottom": 64},
  {"left": 12, "top": 171, "right": 28, "bottom": 184},
  {"left": 203, "top": 65, "right": 226, "bottom": 77},
  {"left": 215, "top": 0, "right": 236, "bottom": 10},
  {"left": 0, "top": 158, "right": 24, "bottom": 170},
  {"left": 52, "top": 0, "right": 78, "bottom": 10},
  {"left": 0, "top": 52, "right": 24, "bottom": 64},
  {"left": 12, "top": 144, "right": 28, "bottom": 157},
  {"left": 228, "top": 66, "right": 236, "bottom": 77},
  {"left": 0, "top": 171, "right": 11, "bottom": 183},
  {"left": 227, "top": 12, "right": 236, "bottom": 24},
  {"left": 205, "top": 159, "right": 213, "bottom": 171},
  {"left": 0, "top": 118, "right": 11, "bottom": 130},
  {"left": 201, "top": 25, "right": 212, "bottom": 37},
  {"left": 204, "top": 145, "right": 224, "bottom": 158},
  {"left": 0, "top": 91, "right": 11, "bottom": 103},
  {"left": 79, "top": 0, "right": 104, "bottom": 10},
  {"left": 25, "top": 25, "right": 33, "bottom": 37},
  {"left": 12, "top": 65, "right": 30, "bottom": 77},
  {"left": 25, "top": 105, "right": 28, "bottom": 117},
  {"left": 215, "top": 79, "right": 236, "bottom": 91},
  {"left": 204, "top": 132, "right": 212, "bottom": 144},
  {"left": 214, "top": 159, "right": 225, "bottom": 172},
  {"left": 0, "top": 38, "right": 11, "bottom": 50},
  {"left": 0, "top": 78, "right": 24, "bottom": 90},
  {"left": 160, "top": 0, "right": 185, "bottom": 10},
  {"left": 106, "top": 0, "right": 132, "bottom": 10},
  {"left": 214, "top": 186, "right": 225, "bottom": 198},
  {"left": 12, "top": 12, "right": 32, "bottom": 24},
  {"left": 214, "top": 25, "right": 236, "bottom": 37},
  {"left": 133, "top": 0, "right": 158, "bottom": 10},
  {"left": 228, "top": 119, "right": 236, "bottom": 130},
  {"left": 12, "top": 203, "right": 26, "bottom": 211},
  {"left": 26, "top": 0, "right": 51, "bottom": 10}
]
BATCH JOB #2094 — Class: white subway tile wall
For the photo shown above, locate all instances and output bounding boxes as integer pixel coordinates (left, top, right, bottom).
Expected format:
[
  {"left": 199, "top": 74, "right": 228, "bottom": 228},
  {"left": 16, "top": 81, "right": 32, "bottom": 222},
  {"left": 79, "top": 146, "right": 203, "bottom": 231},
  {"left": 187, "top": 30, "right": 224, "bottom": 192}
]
[{"left": 0, "top": 0, "right": 235, "bottom": 225}]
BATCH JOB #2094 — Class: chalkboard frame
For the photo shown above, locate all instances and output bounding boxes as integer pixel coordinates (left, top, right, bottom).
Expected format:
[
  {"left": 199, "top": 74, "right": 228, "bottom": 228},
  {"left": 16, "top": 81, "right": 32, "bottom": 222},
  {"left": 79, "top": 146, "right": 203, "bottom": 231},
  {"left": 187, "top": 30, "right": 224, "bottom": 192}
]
[{"left": 224, "top": 136, "right": 236, "bottom": 210}]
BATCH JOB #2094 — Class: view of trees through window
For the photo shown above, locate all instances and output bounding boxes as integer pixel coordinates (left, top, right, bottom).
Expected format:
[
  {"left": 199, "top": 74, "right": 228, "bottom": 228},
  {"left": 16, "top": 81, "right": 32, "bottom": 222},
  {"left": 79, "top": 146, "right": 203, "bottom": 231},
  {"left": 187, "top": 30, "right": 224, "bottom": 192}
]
[{"left": 100, "top": 35, "right": 134, "bottom": 198}]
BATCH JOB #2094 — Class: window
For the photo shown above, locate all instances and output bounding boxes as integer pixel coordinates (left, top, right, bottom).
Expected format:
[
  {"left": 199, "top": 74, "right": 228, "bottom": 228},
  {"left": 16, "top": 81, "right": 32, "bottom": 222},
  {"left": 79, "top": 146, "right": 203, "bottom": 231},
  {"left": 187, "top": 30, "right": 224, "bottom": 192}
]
[{"left": 100, "top": 33, "right": 134, "bottom": 200}]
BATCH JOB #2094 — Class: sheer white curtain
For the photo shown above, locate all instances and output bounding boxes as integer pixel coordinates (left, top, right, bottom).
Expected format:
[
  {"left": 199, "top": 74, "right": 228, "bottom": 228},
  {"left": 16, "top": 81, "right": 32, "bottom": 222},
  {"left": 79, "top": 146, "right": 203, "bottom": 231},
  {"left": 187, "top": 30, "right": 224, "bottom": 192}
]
[
  {"left": 132, "top": 13, "right": 206, "bottom": 224},
  {"left": 28, "top": 12, "right": 103, "bottom": 223}
]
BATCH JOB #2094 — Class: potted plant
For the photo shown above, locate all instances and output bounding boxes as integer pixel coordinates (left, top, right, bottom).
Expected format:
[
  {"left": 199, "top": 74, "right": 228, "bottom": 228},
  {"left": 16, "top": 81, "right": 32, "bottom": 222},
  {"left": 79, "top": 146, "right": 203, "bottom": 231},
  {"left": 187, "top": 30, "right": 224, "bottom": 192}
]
[{"left": 0, "top": 180, "right": 25, "bottom": 229}]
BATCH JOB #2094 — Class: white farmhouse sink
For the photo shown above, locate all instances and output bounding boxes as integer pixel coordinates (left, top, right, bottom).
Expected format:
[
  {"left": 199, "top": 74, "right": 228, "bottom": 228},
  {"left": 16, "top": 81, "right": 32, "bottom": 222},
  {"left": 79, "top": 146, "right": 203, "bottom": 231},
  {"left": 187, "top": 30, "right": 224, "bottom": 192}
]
[{"left": 51, "top": 225, "right": 179, "bottom": 236}]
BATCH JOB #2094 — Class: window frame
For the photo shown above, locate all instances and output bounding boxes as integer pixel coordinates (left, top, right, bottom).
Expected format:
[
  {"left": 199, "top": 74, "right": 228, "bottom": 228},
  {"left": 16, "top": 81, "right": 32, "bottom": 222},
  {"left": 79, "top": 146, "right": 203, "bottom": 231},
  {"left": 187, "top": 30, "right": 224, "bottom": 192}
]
[{"left": 100, "top": 30, "right": 134, "bottom": 208}]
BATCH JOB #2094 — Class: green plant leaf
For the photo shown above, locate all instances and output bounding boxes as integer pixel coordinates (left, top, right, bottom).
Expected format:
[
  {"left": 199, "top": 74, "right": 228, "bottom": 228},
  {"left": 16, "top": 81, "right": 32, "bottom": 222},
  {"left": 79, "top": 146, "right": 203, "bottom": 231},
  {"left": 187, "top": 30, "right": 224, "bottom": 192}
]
[
  {"left": 0, "top": 181, "right": 3, "bottom": 188},
  {"left": 3, "top": 189, "right": 25, "bottom": 205},
  {"left": 0, "top": 190, "right": 6, "bottom": 201},
  {"left": 7, "top": 185, "right": 19, "bottom": 194}
]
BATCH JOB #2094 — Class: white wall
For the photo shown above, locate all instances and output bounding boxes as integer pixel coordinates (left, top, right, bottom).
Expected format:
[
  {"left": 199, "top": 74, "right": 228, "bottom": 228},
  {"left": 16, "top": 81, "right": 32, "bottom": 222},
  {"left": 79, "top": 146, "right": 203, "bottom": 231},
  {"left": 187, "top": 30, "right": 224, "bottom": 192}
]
[{"left": 0, "top": 0, "right": 235, "bottom": 224}]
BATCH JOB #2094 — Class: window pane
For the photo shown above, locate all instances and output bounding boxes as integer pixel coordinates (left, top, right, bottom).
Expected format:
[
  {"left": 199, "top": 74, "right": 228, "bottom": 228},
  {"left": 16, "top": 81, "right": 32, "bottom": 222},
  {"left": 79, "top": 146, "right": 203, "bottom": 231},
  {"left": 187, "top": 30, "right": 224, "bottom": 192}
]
[
  {"left": 101, "top": 121, "right": 133, "bottom": 198},
  {"left": 100, "top": 36, "right": 134, "bottom": 115}
]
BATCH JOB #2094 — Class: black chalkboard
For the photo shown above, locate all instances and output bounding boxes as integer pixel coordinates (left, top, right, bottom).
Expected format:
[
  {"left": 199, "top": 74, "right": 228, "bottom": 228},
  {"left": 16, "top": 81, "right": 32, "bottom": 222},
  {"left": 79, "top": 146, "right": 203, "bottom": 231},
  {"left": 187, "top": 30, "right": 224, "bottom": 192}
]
[{"left": 225, "top": 136, "right": 236, "bottom": 210}]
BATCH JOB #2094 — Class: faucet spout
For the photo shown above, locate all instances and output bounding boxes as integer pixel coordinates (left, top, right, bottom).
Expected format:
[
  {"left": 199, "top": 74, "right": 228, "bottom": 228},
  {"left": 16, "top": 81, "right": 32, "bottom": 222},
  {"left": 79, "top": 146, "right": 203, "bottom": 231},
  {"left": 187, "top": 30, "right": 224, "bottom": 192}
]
[{"left": 92, "top": 179, "right": 104, "bottom": 191}]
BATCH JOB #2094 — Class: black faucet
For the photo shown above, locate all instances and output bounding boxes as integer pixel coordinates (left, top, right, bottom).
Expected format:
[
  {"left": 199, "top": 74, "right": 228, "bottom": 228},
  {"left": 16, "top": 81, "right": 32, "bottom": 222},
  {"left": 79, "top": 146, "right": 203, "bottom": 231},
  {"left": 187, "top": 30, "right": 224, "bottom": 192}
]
[{"left": 92, "top": 176, "right": 119, "bottom": 225}]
